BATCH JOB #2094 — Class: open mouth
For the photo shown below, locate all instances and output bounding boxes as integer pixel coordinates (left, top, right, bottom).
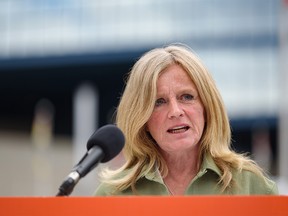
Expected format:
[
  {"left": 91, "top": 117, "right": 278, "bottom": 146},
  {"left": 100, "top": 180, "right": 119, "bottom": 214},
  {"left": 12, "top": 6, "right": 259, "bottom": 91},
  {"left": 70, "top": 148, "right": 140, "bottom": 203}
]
[{"left": 167, "top": 126, "right": 190, "bottom": 134}]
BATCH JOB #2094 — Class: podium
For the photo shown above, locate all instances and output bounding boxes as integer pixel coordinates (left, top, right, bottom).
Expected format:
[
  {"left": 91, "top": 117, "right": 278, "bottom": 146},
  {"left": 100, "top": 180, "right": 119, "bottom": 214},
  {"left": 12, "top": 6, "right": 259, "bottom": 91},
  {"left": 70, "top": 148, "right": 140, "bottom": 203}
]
[{"left": 1, "top": 196, "right": 288, "bottom": 216}]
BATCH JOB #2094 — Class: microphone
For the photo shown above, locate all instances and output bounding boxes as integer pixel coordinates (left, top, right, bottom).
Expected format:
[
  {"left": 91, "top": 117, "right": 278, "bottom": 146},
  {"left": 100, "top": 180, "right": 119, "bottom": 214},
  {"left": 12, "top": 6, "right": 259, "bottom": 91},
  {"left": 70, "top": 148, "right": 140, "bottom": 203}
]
[{"left": 56, "top": 124, "right": 125, "bottom": 196}]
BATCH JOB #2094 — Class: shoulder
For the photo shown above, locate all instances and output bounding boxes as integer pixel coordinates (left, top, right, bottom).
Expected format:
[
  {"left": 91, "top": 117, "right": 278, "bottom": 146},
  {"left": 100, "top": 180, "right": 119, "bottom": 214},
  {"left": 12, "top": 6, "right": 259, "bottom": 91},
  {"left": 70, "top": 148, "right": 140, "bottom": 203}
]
[
  {"left": 94, "top": 169, "right": 168, "bottom": 196},
  {"left": 94, "top": 168, "right": 136, "bottom": 196},
  {"left": 94, "top": 182, "right": 116, "bottom": 196},
  {"left": 94, "top": 182, "right": 134, "bottom": 196},
  {"left": 232, "top": 169, "right": 278, "bottom": 195}
]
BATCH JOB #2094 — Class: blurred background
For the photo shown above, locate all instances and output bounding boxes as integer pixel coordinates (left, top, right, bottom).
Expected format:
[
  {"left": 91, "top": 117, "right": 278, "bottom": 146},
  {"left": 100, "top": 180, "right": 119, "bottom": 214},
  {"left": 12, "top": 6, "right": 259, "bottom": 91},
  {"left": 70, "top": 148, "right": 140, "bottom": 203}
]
[{"left": 0, "top": 0, "right": 287, "bottom": 196}]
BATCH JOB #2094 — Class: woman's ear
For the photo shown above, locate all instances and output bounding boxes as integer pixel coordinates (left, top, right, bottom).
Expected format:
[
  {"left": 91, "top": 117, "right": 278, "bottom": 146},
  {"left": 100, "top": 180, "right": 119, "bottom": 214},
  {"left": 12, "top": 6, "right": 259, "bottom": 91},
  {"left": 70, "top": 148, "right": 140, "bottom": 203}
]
[{"left": 145, "top": 124, "right": 149, "bottom": 132}]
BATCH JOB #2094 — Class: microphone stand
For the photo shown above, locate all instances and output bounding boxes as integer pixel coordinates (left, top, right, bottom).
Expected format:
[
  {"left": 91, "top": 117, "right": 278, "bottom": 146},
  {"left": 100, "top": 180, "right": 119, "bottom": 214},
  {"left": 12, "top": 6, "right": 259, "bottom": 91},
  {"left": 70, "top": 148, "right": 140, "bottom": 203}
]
[
  {"left": 56, "top": 171, "right": 80, "bottom": 196},
  {"left": 56, "top": 149, "right": 101, "bottom": 196}
]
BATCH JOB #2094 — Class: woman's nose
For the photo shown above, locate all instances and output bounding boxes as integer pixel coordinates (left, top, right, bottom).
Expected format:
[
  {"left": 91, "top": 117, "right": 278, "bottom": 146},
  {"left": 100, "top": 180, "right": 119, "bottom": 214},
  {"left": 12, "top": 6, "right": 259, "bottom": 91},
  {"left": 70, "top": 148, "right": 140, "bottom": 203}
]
[{"left": 168, "top": 100, "right": 184, "bottom": 119}]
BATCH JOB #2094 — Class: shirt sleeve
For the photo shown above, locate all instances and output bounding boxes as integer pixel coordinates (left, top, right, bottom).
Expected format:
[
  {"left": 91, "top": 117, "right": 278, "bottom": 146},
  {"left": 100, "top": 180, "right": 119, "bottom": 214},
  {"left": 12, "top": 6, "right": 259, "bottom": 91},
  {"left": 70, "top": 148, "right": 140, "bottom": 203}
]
[{"left": 267, "top": 181, "right": 279, "bottom": 195}]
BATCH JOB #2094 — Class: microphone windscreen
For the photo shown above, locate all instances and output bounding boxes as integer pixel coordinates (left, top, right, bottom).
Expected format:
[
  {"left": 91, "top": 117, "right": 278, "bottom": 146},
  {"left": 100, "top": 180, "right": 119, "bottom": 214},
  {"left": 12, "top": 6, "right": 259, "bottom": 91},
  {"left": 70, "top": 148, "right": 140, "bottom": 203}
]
[{"left": 86, "top": 124, "right": 125, "bottom": 163}]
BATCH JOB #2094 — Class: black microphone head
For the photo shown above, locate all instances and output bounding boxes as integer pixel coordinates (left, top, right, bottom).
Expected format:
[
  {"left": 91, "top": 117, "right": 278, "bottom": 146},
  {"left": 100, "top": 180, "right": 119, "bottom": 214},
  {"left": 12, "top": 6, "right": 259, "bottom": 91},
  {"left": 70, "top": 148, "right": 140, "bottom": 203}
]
[{"left": 86, "top": 124, "right": 125, "bottom": 163}]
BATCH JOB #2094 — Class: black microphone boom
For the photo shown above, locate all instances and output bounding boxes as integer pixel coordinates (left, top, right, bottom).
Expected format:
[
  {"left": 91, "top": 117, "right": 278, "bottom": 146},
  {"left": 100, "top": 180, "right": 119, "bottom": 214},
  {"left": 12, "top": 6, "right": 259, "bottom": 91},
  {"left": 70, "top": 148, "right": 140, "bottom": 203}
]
[{"left": 56, "top": 124, "right": 125, "bottom": 196}]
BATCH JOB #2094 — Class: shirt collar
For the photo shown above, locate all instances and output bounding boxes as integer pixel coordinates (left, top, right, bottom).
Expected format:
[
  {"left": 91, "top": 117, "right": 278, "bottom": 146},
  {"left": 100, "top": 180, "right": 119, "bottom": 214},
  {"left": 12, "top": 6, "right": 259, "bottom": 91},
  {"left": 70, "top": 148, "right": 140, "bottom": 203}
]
[
  {"left": 144, "top": 153, "right": 221, "bottom": 183},
  {"left": 144, "top": 165, "right": 164, "bottom": 183},
  {"left": 200, "top": 153, "right": 222, "bottom": 177}
]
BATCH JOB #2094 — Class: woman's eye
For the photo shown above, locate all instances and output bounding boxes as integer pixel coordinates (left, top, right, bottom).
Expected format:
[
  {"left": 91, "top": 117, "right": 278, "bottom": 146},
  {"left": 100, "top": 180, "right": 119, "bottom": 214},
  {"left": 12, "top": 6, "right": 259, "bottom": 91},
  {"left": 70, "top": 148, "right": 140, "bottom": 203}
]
[
  {"left": 155, "top": 98, "right": 166, "bottom": 107},
  {"left": 181, "top": 94, "right": 194, "bottom": 101}
]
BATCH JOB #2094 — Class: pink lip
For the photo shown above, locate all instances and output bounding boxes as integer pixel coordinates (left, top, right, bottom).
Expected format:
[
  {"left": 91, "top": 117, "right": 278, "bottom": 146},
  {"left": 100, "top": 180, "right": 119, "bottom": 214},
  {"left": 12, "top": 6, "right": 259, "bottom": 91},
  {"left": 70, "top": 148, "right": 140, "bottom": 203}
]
[{"left": 166, "top": 124, "right": 190, "bottom": 134}]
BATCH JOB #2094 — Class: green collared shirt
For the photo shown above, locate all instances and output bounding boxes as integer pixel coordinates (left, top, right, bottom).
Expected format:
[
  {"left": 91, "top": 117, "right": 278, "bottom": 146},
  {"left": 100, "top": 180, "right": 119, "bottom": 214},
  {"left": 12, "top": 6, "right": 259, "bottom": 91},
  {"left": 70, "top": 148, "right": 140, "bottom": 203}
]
[{"left": 95, "top": 155, "right": 278, "bottom": 196}]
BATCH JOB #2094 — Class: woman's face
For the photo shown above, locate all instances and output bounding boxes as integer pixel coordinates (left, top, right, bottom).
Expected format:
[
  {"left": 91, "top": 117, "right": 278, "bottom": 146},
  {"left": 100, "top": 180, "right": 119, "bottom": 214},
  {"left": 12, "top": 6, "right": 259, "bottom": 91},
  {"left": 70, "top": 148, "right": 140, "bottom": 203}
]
[{"left": 146, "top": 64, "right": 205, "bottom": 155}]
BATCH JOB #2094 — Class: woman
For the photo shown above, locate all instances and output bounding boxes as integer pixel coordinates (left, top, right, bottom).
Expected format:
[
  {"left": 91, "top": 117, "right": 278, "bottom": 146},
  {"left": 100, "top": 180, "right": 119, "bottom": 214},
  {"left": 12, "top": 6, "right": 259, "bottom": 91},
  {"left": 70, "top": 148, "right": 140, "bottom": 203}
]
[{"left": 95, "top": 44, "right": 278, "bottom": 195}]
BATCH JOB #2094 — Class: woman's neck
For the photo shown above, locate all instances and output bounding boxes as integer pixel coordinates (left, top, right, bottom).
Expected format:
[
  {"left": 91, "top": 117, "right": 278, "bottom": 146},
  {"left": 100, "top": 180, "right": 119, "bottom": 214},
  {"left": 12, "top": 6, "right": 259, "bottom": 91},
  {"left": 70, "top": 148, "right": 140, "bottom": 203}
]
[{"left": 162, "top": 149, "right": 200, "bottom": 195}]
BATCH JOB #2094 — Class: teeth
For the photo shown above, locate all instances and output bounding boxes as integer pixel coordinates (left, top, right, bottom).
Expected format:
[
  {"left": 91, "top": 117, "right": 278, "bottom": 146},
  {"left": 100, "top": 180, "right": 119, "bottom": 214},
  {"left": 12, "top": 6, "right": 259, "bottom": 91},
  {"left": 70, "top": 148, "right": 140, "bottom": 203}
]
[
  {"left": 168, "top": 126, "right": 189, "bottom": 133},
  {"left": 172, "top": 126, "right": 186, "bottom": 130}
]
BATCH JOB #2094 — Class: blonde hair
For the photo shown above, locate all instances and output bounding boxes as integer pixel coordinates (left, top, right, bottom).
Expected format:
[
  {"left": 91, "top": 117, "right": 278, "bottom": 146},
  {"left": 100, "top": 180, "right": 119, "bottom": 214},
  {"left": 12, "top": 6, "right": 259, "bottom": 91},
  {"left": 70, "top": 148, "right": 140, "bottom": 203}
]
[{"left": 102, "top": 43, "right": 266, "bottom": 193}]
